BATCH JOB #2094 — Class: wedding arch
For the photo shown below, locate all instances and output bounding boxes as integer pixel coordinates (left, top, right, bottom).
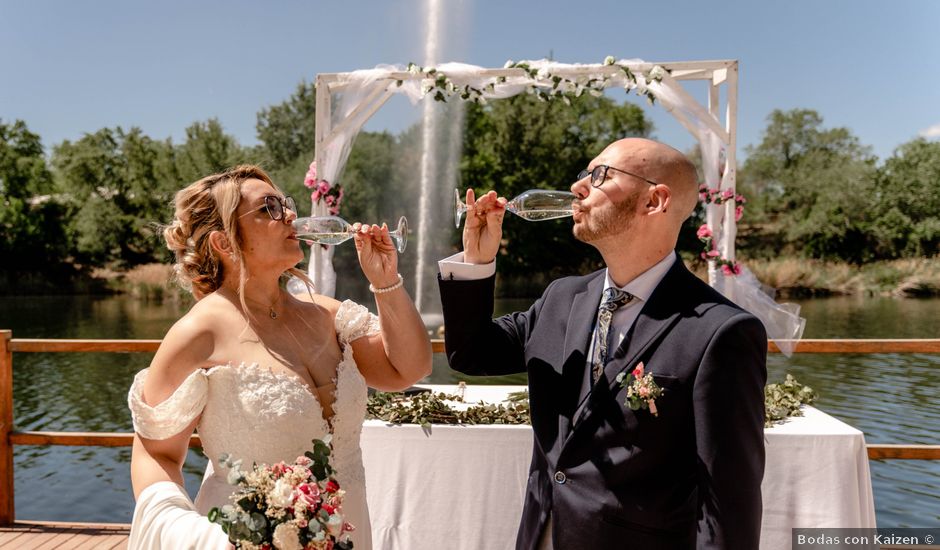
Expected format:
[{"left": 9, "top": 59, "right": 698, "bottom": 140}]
[{"left": 306, "top": 58, "right": 804, "bottom": 352}]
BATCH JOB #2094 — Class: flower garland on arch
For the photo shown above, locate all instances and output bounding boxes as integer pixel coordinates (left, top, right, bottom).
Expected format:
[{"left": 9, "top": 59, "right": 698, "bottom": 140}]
[
  {"left": 303, "top": 161, "right": 343, "bottom": 216},
  {"left": 697, "top": 184, "right": 747, "bottom": 276},
  {"left": 398, "top": 56, "right": 668, "bottom": 107}
]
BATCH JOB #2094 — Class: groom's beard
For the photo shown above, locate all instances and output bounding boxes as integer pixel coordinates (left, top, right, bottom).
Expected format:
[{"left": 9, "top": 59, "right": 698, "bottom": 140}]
[{"left": 572, "top": 189, "right": 642, "bottom": 243}]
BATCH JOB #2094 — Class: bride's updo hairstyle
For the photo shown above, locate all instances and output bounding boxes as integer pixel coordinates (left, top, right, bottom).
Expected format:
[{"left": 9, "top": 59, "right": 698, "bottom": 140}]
[{"left": 164, "top": 165, "right": 309, "bottom": 299}]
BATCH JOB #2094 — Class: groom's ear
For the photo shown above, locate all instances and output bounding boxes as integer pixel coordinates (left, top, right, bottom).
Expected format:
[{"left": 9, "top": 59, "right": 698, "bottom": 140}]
[
  {"left": 208, "top": 230, "right": 233, "bottom": 260},
  {"left": 647, "top": 185, "right": 671, "bottom": 214}
]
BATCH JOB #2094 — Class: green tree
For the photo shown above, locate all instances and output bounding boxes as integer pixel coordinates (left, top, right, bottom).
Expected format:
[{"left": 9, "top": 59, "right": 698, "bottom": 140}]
[
  {"left": 256, "top": 81, "right": 317, "bottom": 171},
  {"left": 742, "top": 109, "right": 878, "bottom": 262},
  {"left": 460, "top": 94, "right": 652, "bottom": 286},
  {"left": 0, "top": 119, "right": 72, "bottom": 273},
  {"left": 873, "top": 138, "right": 940, "bottom": 257},
  {"left": 0, "top": 119, "right": 54, "bottom": 198},
  {"left": 175, "top": 119, "right": 243, "bottom": 184},
  {"left": 53, "top": 127, "right": 183, "bottom": 266}
]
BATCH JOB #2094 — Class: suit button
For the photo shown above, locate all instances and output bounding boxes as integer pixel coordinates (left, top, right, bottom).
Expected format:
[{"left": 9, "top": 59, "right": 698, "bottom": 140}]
[{"left": 553, "top": 471, "right": 567, "bottom": 484}]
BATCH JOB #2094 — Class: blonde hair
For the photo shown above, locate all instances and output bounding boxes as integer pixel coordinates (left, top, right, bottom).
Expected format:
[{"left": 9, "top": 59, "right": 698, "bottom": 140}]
[{"left": 163, "top": 165, "right": 312, "bottom": 302}]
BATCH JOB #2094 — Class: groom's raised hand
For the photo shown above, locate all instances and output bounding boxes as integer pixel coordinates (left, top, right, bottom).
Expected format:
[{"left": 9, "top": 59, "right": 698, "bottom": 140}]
[{"left": 463, "top": 188, "right": 506, "bottom": 265}]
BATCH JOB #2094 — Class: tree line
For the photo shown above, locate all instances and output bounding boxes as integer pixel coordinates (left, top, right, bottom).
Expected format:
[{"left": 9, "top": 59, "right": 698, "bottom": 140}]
[{"left": 1, "top": 82, "right": 938, "bottom": 294}]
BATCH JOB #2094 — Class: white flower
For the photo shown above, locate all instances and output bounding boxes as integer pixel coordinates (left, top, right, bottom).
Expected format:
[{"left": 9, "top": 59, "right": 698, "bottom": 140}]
[
  {"left": 268, "top": 478, "right": 294, "bottom": 509},
  {"left": 226, "top": 460, "right": 243, "bottom": 485},
  {"left": 407, "top": 63, "right": 421, "bottom": 75},
  {"left": 649, "top": 65, "right": 666, "bottom": 81},
  {"left": 604, "top": 55, "right": 615, "bottom": 66},
  {"left": 420, "top": 81, "right": 434, "bottom": 95},
  {"left": 589, "top": 89, "right": 603, "bottom": 97},
  {"left": 536, "top": 67, "right": 550, "bottom": 79},
  {"left": 503, "top": 59, "right": 514, "bottom": 68},
  {"left": 326, "top": 513, "right": 345, "bottom": 538},
  {"left": 272, "top": 522, "right": 303, "bottom": 550}
]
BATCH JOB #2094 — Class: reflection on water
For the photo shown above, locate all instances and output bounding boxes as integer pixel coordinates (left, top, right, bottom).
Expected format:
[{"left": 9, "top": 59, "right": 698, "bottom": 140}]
[{"left": 1, "top": 294, "right": 938, "bottom": 526}]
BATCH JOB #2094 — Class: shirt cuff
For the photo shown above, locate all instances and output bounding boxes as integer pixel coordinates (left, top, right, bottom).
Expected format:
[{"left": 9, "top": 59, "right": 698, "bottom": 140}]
[{"left": 438, "top": 252, "right": 496, "bottom": 281}]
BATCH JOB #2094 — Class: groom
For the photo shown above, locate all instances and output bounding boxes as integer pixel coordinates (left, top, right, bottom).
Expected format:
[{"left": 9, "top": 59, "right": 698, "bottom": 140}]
[{"left": 437, "top": 138, "right": 767, "bottom": 550}]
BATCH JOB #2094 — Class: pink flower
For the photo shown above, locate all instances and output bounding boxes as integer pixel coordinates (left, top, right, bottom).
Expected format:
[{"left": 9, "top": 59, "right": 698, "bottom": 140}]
[
  {"left": 639, "top": 386, "right": 650, "bottom": 398},
  {"left": 293, "top": 482, "right": 321, "bottom": 510},
  {"left": 271, "top": 462, "right": 289, "bottom": 477},
  {"left": 311, "top": 190, "right": 321, "bottom": 202},
  {"left": 325, "top": 195, "right": 335, "bottom": 206},
  {"left": 304, "top": 162, "right": 319, "bottom": 189},
  {"left": 706, "top": 249, "right": 721, "bottom": 258},
  {"left": 696, "top": 224, "right": 712, "bottom": 240},
  {"left": 721, "top": 264, "right": 733, "bottom": 276},
  {"left": 329, "top": 205, "right": 340, "bottom": 216},
  {"left": 325, "top": 480, "right": 340, "bottom": 494},
  {"left": 735, "top": 194, "right": 746, "bottom": 203},
  {"left": 318, "top": 181, "right": 330, "bottom": 195},
  {"left": 699, "top": 192, "right": 707, "bottom": 202},
  {"left": 735, "top": 205, "right": 744, "bottom": 221},
  {"left": 632, "top": 362, "right": 644, "bottom": 378},
  {"left": 721, "top": 188, "right": 735, "bottom": 200},
  {"left": 733, "top": 264, "right": 742, "bottom": 275}
]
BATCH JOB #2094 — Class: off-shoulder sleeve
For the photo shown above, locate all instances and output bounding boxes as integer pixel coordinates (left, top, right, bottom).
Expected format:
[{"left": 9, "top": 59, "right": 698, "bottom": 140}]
[
  {"left": 334, "top": 299, "right": 381, "bottom": 347},
  {"left": 127, "top": 368, "right": 208, "bottom": 440}
]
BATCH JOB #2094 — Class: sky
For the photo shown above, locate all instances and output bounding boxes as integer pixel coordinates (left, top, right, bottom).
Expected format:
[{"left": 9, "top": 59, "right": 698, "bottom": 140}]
[{"left": 2, "top": 0, "right": 939, "bottom": 162}]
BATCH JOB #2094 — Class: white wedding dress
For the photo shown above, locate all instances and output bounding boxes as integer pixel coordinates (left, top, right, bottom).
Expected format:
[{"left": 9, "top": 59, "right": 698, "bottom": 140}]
[{"left": 127, "top": 300, "right": 378, "bottom": 550}]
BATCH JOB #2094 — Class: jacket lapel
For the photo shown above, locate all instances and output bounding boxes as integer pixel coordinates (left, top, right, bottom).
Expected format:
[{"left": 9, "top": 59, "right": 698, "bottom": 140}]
[
  {"left": 570, "top": 257, "right": 689, "bottom": 429},
  {"left": 562, "top": 271, "right": 605, "bottom": 367}
]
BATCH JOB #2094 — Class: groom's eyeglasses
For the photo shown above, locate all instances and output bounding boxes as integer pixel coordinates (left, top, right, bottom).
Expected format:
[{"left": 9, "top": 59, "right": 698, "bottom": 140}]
[
  {"left": 243, "top": 195, "right": 296, "bottom": 221},
  {"left": 577, "top": 165, "right": 659, "bottom": 188}
]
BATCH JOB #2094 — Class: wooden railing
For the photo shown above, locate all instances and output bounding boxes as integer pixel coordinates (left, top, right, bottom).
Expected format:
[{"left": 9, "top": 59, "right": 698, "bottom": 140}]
[{"left": 2, "top": 330, "right": 939, "bottom": 525}]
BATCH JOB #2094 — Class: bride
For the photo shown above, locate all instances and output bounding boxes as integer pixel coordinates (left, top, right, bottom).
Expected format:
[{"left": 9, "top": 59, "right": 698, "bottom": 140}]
[{"left": 127, "top": 165, "right": 432, "bottom": 549}]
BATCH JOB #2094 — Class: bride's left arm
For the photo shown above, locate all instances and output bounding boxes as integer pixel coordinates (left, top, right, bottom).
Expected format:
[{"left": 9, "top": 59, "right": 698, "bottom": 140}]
[
  {"left": 353, "top": 284, "right": 432, "bottom": 391},
  {"left": 349, "top": 223, "right": 433, "bottom": 390}
]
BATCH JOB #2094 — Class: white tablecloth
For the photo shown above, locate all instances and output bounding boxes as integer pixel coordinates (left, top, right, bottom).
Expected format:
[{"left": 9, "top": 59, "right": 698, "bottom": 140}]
[{"left": 361, "top": 385, "right": 876, "bottom": 550}]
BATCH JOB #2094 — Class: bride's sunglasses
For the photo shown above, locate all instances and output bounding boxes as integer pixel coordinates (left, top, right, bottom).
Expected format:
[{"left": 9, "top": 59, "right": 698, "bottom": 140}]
[{"left": 242, "top": 195, "right": 296, "bottom": 221}]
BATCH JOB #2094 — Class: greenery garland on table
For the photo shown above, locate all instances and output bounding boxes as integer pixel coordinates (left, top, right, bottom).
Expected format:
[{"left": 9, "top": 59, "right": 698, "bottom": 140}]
[
  {"left": 366, "top": 375, "right": 817, "bottom": 429},
  {"left": 366, "top": 388, "right": 530, "bottom": 428},
  {"left": 764, "top": 374, "right": 818, "bottom": 427}
]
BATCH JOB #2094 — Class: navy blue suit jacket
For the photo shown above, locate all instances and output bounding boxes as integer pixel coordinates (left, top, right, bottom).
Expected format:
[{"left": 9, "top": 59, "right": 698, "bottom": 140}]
[{"left": 438, "top": 256, "right": 767, "bottom": 550}]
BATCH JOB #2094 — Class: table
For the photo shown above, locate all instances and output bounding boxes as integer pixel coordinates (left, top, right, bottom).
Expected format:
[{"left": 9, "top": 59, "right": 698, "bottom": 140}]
[{"left": 361, "top": 385, "right": 876, "bottom": 550}]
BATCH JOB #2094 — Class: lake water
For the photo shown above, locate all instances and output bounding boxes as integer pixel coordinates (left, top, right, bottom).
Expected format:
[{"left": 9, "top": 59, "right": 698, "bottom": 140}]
[{"left": 1, "top": 294, "right": 938, "bottom": 527}]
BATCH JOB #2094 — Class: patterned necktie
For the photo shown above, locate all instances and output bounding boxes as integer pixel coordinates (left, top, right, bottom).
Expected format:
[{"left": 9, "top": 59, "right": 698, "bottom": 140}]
[{"left": 592, "top": 287, "right": 634, "bottom": 384}]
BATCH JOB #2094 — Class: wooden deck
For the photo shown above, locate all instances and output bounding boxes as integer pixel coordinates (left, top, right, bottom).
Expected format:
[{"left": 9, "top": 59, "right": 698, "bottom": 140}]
[{"left": 0, "top": 521, "right": 129, "bottom": 549}]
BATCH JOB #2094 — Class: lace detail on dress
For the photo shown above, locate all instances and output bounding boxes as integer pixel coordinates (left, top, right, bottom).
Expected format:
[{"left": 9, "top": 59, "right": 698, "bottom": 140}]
[
  {"left": 128, "top": 368, "right": 208, "bottom": 440},
  {"left": 335, "top": 300, "right": 381, "bottom": 348}
]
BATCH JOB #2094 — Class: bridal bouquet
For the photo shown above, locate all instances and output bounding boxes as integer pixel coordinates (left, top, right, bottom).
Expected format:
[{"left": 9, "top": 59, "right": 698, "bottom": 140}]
[{"left": 208, "top": 437, "right": 354, "bottom": 550}]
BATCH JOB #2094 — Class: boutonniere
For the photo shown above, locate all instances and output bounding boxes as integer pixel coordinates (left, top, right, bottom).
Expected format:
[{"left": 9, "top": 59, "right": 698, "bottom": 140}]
[{"left": 615, "top": 362, "right": 664, "bottom": 417}]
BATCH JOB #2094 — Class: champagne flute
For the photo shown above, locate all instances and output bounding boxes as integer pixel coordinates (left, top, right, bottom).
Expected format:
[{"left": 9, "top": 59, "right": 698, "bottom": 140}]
[
  {"left": 454, "top": 188, "right": 575, "bottom": 228},
  {"left": 292, "top": 215, "right": 409, "bottom": 253}
]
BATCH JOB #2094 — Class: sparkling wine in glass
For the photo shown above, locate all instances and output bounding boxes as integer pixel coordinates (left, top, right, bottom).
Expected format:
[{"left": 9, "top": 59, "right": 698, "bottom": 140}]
[
  {"left": 292, "top": 215, "right": 409, "bottom": 253},
  {"left": 454, "top": 188, "right": 575, "bottom": 228}
]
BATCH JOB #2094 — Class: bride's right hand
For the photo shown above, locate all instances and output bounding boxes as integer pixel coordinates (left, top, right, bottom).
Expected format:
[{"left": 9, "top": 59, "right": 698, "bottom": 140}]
[{"left": 463, "top": 189, "right": 506, "bottom": 265}]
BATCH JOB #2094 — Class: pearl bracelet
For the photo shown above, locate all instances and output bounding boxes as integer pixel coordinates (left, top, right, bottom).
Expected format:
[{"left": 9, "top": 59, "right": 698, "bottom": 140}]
[{"left": 369, "top": 274, "right": 404, "bottom": 294}]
